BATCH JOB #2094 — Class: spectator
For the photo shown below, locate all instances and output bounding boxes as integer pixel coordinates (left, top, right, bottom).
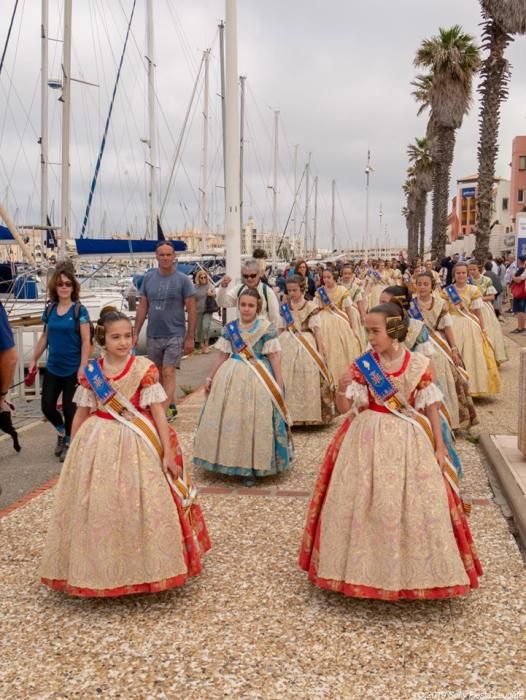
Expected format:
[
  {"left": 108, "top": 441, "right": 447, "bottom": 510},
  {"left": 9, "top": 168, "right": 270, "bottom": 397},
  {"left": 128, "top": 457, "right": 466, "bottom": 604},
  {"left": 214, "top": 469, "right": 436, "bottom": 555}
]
[
  {"left": 486, "top": 252, "right": 499, "bottom": 275},
  {"left": 510, "top": 256, "right": 526, "bottom": 334},
  {"left": 217, "top": 258, "right": 281, "bottom": 326},
  {"left": 289, "top": 259, "right": 316, "bottom": 299},
  {"left": 29, "top": 263, "right": 91, "bottom": 461},
  {"left": 0, "top": 301, "right": 17, "bottom": 412},
  {"left": 194, "top": 270, "right": 216, "bottom": 354},
  {"left": 134, "top": 241, "right": 196, "bottom": 418}
]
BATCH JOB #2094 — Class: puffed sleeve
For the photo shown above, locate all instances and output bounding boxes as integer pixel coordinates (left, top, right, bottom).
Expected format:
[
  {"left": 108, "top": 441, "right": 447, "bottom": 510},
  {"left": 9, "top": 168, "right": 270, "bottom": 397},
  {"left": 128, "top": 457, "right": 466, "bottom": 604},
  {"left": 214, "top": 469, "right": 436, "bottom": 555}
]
[
  {"left": 139, "top": 362, "right": 168, "bottom": 407},
  {"left": 344, "top": 364, "right": 369, "bottom": 408},
  {"left": 73, "top": 384, "right": 96, "bottom": 409},
  {"left": 262, "top": 338, "right": 281, "bottom": 354},
  {"left": 414, "top": 379, "right": 444, "bottom": 411},
  {"left": 214, "top": 334, "right": 232, "bottom": 354},
  {"left": 437, "top": 311, "right": 453, "bottom": 329},
  {"left": 341, "top": 297, "right": 352, "bottom": 310},
  {"left": 470, "top": 297, "right": 484, "bottom": 310},
  {"left": 307, "top": 313, "right": 321, "bottom": 330}
]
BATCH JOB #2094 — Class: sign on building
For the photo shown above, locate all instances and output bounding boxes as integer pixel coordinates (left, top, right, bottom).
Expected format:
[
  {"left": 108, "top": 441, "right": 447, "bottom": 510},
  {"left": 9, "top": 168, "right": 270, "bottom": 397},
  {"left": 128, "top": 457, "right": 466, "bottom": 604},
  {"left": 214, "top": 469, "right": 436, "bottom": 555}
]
[
  {"left": 516, "top": 214, "right": 526, "bottom": 257},
  {"left": 462, "top": 187, "right": 476, "bottom": 199}
]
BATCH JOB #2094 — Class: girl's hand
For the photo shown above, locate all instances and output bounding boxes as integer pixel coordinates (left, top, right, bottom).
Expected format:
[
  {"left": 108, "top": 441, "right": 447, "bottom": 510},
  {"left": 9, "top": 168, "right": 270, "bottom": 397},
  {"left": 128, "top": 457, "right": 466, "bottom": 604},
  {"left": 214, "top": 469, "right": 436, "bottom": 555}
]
[
  {"left": 204, "top": 376, "right": 213, "bottom": 394},
  {"left": 435, "top": 443, "right": 447, "bottom": 471},
  {"left": 163, "top": 451, "right": 180, "bottom": 478},
  {"left": 451, "top": 348, "right": 462, "bottom": 366},
  {"left": 77, "top": 364, "right": 86, "bottom": 383},
  {"left": 337, "top": 369, "right": 353, "bottom": 394}
]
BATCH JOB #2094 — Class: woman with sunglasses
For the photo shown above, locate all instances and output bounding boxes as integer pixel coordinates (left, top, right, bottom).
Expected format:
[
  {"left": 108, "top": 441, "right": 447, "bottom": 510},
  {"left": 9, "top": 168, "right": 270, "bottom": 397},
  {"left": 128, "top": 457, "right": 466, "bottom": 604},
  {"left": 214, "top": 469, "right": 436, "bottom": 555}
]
[
  {"left": 29, "top": 263, "right": 91, "bottom": 461},
  {"left": 193, "top": 270, "right": 216, "bottom": 354}
]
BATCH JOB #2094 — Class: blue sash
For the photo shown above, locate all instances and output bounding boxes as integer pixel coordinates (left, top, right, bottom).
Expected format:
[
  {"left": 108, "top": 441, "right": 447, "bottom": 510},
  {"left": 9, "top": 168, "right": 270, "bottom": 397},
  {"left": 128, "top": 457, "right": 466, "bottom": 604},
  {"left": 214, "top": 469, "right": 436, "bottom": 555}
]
[
  {"left": 84, "top": 360, "right": 116, "bottom": 404},
  {"left": 354, "top": 351, "right": 397, "bottom": 402},
  {"left": 318, "top": 286, "right": 331, "bottom": 306},
  {"left": 409, "top": 299, "right": 424, "bottom": 321},
  {"left": 226, "top": 320, "right": 247, "bottom": 352},
  {"left": 280, "top": 303, "right": 295, "bottom": 326},
  {"left": 445, "top": 285, "right": 461, "bottom": 305}
]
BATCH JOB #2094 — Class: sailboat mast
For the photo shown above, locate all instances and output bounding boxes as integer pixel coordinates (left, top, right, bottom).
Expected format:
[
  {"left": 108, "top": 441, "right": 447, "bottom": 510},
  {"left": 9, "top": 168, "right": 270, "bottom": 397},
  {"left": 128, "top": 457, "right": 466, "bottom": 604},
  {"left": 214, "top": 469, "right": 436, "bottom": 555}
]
[
  {"left": 219, "top": 20, "right": 227, "bottom": 198},
  {"left": 60, "top": 0, "right": 72, "bottom": 256},
  {"left": 331, "top": 178, "right": 336, "bottom": 251},
  {"left": 271, "top": 110, "right": 279, "bottom": 271},
  {"left": 292, "top": 144, "right": 298, "bottom": 256},
  {"left": 41, "top": 0, "right": 48, "bottom": 233},
  {"left": 239, "top": 74, "right": 246, "bottom": 243},
  {"left": 303, "top": 152, "right": 311, "bottom": 256},
  {"left": 146, "top": 0, "right": 157, "bottom": 240},
  {"left": 200, "top": 49, "right": 210, "bottom": 254},
  {"left": 313, "top": 175, "right": 318, "bottom": 253},
  {"left": 224, "top": 0, "right": 241, "bottom": 298}
]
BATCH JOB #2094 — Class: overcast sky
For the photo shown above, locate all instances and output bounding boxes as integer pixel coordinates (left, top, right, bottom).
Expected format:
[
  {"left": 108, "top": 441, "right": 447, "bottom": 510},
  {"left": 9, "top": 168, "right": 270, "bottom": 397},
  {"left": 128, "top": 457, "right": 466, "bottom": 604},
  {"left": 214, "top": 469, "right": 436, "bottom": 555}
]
[{"left": 1, "top": 0, "right": 526, "bottom": 250}]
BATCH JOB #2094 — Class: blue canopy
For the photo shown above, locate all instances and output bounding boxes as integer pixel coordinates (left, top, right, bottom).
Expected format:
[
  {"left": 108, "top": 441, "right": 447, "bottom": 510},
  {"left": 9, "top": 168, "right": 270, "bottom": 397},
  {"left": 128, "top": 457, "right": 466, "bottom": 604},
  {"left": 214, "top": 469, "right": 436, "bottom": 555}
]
[
  {"left": 0, "top": 225, "right": 13, "bottom": 241},
  {"left": 75, "top": 238, "right": 187, "bottom": 255}
]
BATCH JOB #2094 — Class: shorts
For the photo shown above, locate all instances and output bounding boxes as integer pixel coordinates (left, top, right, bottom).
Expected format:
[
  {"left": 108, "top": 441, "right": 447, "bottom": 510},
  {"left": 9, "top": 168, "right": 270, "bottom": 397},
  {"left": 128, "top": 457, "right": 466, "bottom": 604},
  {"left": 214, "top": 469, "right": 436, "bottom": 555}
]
[
  {"left": 512, "top": 296, "right": 526, "bottom": 314},
  {"left": 147, "top": 336, "right": 184, "bottom": 368},
  {"left": 0, "top": 304, "right": 15, "bottom": 352}
]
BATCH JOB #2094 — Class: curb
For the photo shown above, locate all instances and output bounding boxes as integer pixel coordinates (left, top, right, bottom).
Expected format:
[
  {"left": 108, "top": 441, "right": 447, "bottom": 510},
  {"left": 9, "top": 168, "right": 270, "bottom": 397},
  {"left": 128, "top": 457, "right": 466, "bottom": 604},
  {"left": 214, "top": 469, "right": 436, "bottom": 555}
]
[{"left": 479, "top": 433, "right": 526, "bottom": 547}]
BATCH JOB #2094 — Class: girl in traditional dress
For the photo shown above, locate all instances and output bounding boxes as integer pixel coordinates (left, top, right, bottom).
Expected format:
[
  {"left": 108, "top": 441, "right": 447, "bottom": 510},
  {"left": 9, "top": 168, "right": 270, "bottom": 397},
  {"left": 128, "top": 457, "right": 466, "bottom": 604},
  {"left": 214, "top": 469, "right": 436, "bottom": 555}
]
[
  {"left": 340, "top": 264, "right": 367, "bottom": 350},
  {"left": 299, "top": 303, "right": 482, "bottom": 600},
  {"left": 379, "top": 285, "right": 463, "bottom": 475},
  {"left": 467, "top": 261, "right": 507, "bottom": 365},
  {"left": 280, "top": 275, "right": 333, "bottom": 426},
  {"left": 40, "top": 310, "right": 210, "bottom": 597},
  {"left": 442, "top": 263, "right": 500, "bottom": 398},
  {"left": 193, "top": 288, "right": 292, "bottom": 486},
  {"left": 365, "top": 261, "right": 388, "bottom": 310},
  {"left": 315, "top": 269, "right": 362, "bottom": 386},
  {"left": 414, "top": 272, "right": 478, "bottom": 431}
]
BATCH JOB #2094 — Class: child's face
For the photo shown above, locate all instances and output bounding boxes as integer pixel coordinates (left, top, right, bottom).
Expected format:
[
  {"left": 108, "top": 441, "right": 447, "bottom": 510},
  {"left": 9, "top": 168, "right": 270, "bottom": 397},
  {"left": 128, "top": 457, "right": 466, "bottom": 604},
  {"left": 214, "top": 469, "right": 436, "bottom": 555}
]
[
  {"left": 239, "top": 295, "right": 258, "bottom": 323},
  {"left": 104, "top": 320, "right": 133, "bottom": 359}
]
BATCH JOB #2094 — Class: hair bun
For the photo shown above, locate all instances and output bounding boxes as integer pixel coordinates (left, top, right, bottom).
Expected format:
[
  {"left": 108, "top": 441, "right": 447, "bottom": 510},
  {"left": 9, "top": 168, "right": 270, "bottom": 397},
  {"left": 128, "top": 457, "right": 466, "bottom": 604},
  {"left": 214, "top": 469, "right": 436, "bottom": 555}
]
[{"left": 97, "top": 305, "right": 119, "bottom": 325}]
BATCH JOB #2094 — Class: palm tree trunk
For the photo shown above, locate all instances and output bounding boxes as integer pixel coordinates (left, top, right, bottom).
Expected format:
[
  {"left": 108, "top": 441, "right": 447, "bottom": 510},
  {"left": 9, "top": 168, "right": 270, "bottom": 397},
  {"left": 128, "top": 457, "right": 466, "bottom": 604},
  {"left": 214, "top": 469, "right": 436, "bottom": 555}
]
[
  {"left": 406, "top": 212, "right": 417, "bottom": 260},
  {"left": 474, "top": 17, "right": 511, "bottom": 264},
  {"left": 432, "top": 126, "right": 455, "bottom": 259},
  {"left": 417, "top": 193, "right": 427, "bottom": 257}
]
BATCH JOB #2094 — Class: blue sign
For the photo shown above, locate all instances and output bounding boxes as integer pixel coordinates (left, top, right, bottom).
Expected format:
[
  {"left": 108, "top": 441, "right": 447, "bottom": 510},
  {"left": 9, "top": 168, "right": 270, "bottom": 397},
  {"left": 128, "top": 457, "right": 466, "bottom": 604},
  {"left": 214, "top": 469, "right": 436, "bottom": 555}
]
[
  {"left": 518, "top": 237, "right": 526, "bottom": 258},
  {"left": 462, "top": 187, "right": 476, "bottom": 199}
]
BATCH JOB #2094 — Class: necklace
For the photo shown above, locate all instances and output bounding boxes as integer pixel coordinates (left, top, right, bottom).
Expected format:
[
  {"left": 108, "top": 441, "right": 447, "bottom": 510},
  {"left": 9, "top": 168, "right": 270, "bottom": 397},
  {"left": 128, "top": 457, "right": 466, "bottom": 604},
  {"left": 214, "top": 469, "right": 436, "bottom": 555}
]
[
  {"left": 378, "top": 348, "right": 405, "bottom": 370},
  {"left": 103, "top": 357, "right": 130, "bottom": 376}
]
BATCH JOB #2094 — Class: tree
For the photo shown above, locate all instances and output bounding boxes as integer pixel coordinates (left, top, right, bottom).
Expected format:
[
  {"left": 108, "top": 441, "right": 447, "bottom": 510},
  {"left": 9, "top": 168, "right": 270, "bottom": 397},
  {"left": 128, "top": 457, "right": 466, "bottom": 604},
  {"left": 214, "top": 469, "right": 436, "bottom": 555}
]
[
  {"left": 414, "top": 26, "right": 480, "bottom": 259},
  {"left": 474, "top": 0, "right": 526, "bottom": 263},
  {"left": 403, "top": 175, "right": 419, "bottom": 261},
  {"left": 407, "top": 137, "right": 433, "bottom": 257}
]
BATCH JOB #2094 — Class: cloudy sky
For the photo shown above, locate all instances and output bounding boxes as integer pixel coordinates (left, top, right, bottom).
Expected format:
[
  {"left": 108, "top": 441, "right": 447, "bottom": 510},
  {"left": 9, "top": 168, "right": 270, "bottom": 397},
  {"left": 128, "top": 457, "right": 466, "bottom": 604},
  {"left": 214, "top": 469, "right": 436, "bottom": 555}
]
[{"left": 1, "top": 0, "right": 526, "bottom": 251}]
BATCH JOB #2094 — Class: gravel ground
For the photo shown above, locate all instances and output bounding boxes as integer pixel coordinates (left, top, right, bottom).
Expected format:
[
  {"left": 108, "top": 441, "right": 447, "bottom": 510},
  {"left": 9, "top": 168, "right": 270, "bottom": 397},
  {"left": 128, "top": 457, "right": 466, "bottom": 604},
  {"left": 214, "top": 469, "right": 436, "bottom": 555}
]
[{"left": 1, "top": 320, "right": 525, "bottom": 699}]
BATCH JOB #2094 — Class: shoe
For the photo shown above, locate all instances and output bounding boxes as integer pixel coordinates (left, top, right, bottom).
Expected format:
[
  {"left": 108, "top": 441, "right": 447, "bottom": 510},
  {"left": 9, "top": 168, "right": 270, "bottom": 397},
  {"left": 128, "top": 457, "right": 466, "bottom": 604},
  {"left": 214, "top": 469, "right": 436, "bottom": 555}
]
[
  {"left": 54, "top": 434, "right": 65, "bottom": 457},
  {"left": 242, "top": 476, "right": 256, "bottom": 487},
  {"left": 59, "top": 443, "right": 69, "bottom": 463},
  {"left": 511, "top": 328, "right": 525, "bottom": 334},
  {"left": 167, "top": 404, "right": 178, "bottom": 421}
]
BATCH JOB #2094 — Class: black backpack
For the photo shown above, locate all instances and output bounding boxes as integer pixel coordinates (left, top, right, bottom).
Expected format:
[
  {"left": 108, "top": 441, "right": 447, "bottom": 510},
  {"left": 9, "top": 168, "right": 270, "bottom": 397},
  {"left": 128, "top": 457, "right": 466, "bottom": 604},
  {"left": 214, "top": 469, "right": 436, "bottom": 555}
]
[{"left": 43, "top": 301, "right": 95, "bottom": 344}]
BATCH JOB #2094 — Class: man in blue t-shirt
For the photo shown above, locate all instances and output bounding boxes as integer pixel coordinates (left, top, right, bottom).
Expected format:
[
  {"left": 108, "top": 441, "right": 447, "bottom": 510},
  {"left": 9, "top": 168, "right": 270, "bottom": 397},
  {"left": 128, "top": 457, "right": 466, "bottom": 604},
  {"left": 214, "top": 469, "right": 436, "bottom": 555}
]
[
  {"left": 0, "top": 301, "right": 17, "bottom": 412},
  {"left": 134, "top": 241, "right": 196, "bottom": 414}
]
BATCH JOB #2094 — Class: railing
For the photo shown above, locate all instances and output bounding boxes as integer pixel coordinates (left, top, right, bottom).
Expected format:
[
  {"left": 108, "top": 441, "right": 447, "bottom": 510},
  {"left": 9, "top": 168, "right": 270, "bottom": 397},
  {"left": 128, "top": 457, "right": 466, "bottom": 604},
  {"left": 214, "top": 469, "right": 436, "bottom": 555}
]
[{"left": 10, "top": 326, "right": 44, "bottom": 401}]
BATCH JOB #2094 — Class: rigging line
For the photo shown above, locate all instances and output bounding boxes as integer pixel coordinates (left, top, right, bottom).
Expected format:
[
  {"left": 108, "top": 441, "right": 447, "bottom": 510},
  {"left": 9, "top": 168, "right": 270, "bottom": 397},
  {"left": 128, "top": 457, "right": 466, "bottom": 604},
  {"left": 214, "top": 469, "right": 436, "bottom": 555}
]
[
  {"left": 336, "top": 188, "right": 352, "bottom": 247},
  {"left": 0, "top": 0, "right": 26, "bottom": 147},
  {"left": 245, "top": 118, "right": 274, "bottom": 214},
  {"left": 80, "top": 0, "right": 138, "bottom": 238},
  {"left": 159, "top": 52, "right": 205, "bottom": 219},
  {"left": 0, "top": 0, "right": 19, "bottom": 78},
  {"left": 277, "top": 165, "right": 307, "bottom": 255}
]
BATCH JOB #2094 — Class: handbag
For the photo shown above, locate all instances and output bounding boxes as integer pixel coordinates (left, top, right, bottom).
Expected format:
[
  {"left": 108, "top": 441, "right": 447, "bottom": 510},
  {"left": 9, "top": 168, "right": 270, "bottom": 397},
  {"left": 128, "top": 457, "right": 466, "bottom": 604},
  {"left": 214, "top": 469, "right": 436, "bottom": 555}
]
[
  {"left": 205, "top": 292, "right": 219, "bottom": 314},
  {"left": 511, "top": 278, "right": 526, "bottom": 299}
]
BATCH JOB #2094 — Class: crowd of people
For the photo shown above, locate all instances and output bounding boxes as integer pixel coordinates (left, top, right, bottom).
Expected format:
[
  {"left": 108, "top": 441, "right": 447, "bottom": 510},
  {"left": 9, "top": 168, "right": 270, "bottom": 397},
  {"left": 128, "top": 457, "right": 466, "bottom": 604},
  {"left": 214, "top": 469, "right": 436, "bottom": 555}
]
[{"left": 3, "top": 240, "right": 526, "bottom": 601}]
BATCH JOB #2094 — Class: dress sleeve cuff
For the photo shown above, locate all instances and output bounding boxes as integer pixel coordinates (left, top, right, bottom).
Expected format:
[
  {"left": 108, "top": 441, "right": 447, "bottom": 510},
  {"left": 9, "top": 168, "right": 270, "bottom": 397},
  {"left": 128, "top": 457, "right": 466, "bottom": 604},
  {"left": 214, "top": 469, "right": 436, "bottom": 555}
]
[
  {"left": 262, "top": 338, "right": 281, "bottom": 354},
  {"left": 471, "top": 298, "right": 483, "bottom": 310},
  {"left": 345, "top": 380, "right": 369, "bottom": 408},
  {"left": 140, "top": 382, "right": 167, "bottom": 408},
  {"left": 307, "top": 314, "right": 321, "bottom": 330},
  {"left": 438, "top": 313, "right": 453, "bottom": 329},
  {"left": 73, "top": 385, "right": 96, "bottom": 409},
  {"left": 214, "top": 336, "right": 232, "bottom": 354},
  {"left": 414, "top": 382, "right": 443, "bottom": 411}
]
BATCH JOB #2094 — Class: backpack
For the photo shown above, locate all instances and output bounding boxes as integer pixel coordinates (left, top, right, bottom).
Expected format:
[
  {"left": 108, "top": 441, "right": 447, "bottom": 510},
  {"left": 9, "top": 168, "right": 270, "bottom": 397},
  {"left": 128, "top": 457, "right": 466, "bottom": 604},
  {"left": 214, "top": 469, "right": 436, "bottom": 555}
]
[{"left": 43, "top": 301, "right": 95, "bottom": 344}]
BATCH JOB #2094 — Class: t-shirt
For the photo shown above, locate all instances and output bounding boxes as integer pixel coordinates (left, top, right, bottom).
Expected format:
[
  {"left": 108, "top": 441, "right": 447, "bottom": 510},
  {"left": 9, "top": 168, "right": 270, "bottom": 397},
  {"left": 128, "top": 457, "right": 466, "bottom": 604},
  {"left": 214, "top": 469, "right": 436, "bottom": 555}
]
[
  {"left": 141, "top": 269, "right": 195, "bottom": 338},
  {"left": 0, "top": 301, "right": 15, "bottom": 352},
  {"left": 42, "top": 303, "right": 90, "bottom": 377}
]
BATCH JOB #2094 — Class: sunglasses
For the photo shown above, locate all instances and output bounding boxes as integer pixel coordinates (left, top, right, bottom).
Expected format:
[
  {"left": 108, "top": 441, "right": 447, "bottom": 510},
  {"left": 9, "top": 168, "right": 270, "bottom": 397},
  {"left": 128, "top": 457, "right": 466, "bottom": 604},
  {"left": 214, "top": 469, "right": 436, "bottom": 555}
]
[
  {"left": 242, "top": 273, "right": 258, "bottom": 280},
  {"left": 57, "top": 281, "right": 73, "bottom": 288}
]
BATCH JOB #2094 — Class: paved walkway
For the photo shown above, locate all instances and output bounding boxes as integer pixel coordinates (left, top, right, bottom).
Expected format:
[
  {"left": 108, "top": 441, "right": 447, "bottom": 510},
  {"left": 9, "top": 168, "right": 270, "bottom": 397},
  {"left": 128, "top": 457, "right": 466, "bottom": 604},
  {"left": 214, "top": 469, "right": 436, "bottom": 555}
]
[{"left": 1, "top": 323, "right": 526, "bottom": 698}]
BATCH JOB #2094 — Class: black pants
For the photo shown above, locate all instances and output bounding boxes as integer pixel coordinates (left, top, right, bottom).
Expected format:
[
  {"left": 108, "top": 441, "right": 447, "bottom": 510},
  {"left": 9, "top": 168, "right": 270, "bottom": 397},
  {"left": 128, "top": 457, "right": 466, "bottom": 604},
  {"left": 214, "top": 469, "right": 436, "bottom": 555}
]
[{"left": 41, "top": 370, "right": 78, "bottom": 438}]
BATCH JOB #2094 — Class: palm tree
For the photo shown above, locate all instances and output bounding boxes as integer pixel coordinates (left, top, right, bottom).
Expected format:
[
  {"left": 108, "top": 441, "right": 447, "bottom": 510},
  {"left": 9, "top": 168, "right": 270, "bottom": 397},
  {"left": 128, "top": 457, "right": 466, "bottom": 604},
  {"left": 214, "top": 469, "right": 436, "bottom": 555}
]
[
  {"left": 474, "top": 1, "right": 526, "bottom": 263},
  {"left": 414, "top": 26, "right": 480, "bottom": 259},
  {"left": 403, "top": 175, "right": 419, "bottom": 261},
  {"left": 407, "top": 137, "right": 433, "bottom": 256}
]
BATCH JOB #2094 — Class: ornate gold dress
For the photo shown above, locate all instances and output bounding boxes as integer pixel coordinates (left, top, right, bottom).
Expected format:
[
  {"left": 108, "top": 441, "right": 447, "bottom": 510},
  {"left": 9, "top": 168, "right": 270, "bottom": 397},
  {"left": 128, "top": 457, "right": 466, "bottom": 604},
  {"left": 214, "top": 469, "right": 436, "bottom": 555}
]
[
  {"left": 40, "top": 355, "right": 210, "bottom": 597},
  {"left": 341, "top": 281, "right": 366, "bottom": 351},
  {"left": 415, "top": 296, "right": 478, "bottom": 430},
  {"left": 442, "top": 285, "right": 500, "bottom": 397},
  {"left": 280, "top": 300, "right": 333, "bottom": 425},
  {"left": 316, "top": 286, "right": 361, "bottom": 386},
  {"left": 299, "top": 351, "right": 482, "bottom": 600},
  {"left": 471, "top": 275, "right": 507, "bottom": 365}
]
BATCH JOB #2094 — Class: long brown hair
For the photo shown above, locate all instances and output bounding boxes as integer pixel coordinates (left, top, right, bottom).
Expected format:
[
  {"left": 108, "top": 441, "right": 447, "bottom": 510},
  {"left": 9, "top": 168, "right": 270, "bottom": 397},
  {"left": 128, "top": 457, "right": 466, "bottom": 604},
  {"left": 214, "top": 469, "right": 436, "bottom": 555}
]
[{"left": 47, "top": 262, "right": 80, "bottom": 303}]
